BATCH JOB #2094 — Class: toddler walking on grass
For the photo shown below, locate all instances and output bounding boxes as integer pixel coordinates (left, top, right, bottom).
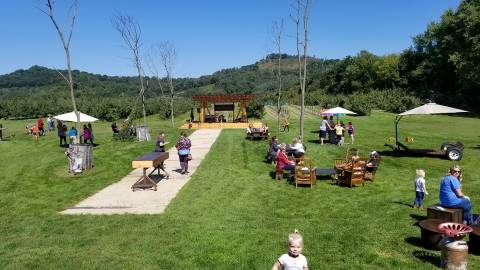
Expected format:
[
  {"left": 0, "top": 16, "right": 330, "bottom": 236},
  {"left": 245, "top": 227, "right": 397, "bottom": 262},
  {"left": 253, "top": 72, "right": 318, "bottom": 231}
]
[
  {"left": 272, "top": 229, "right": 308, "bottom": 270},
  {"left": 413, "top": 169, "right": 428, "bottom": 209}
]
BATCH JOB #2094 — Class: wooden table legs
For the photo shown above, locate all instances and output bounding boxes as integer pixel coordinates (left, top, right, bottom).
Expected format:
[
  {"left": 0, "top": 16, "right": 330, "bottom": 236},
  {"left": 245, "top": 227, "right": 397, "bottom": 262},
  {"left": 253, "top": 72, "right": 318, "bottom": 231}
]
[{"left": 131, "top": 163, "right": 169, "bottom": 191}]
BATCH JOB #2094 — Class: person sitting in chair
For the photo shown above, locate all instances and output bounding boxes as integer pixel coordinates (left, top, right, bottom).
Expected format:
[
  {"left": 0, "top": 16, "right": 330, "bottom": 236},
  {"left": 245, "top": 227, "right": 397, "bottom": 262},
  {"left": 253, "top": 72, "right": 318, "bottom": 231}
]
[
  {"left": 246, "top": 123, "right": 254, "bottom": 135},
  {"left": 260, "top": 123, "right": 269, "bottom": 136},
  {"left": 111, "top": 122, "right": 120, "bottom": 134},
  {"left": 287, "top": 138, "right": 305, "bottom": 158},
  {"left": 277, "top": 143, "right": 295, "bottom": 181},
  {"left": 267, "top": 136, "right": 280, "bottom": 162}
]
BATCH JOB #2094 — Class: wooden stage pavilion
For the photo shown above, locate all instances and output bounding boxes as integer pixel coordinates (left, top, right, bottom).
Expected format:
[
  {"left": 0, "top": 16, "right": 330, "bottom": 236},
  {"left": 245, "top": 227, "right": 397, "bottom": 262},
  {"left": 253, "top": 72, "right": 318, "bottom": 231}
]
[{"left": 180, "top": 94, "right": 260, "bottom": 129}]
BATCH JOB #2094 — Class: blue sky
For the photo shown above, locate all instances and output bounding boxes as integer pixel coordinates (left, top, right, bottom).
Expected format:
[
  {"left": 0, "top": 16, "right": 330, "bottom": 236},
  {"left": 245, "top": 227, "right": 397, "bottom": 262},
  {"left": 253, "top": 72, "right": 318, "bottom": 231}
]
[{"left": 0, "top": 0, "right": 461, "bottom": 78}]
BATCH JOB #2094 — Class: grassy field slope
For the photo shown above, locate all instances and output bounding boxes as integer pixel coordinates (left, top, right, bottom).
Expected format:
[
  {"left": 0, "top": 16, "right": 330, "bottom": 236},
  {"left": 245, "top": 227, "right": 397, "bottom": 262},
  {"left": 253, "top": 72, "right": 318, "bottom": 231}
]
[{"left": 1, "top": 110, "right": 479, "bottom": 269}]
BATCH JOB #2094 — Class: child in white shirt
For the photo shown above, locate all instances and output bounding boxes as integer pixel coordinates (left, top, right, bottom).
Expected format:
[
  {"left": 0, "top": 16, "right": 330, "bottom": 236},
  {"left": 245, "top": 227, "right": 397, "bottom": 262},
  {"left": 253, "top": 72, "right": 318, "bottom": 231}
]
[
  {"left": 272, "top": 229, "right": 308, "bottom": 270},
  {"left": 413, "top": 169, "right": 428, "bottom": 209}
]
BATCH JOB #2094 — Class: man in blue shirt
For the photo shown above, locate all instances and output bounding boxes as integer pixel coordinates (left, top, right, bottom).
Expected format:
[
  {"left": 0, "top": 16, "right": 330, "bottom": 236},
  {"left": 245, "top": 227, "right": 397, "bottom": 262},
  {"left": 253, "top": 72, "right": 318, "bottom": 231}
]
[{"left": 439, "top": 165, "right": 473, "bottom": 225}]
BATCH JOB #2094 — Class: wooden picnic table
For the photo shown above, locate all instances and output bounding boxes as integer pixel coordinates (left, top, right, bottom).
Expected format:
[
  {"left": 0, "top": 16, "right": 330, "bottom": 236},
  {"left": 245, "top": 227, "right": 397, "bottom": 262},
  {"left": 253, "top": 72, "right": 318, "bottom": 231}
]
[
  {"left": 131, "top": 152, "right": 169, "bottom": 191},
  {"left": 246, "top": 128, "right": 269, "bottom": 140}
]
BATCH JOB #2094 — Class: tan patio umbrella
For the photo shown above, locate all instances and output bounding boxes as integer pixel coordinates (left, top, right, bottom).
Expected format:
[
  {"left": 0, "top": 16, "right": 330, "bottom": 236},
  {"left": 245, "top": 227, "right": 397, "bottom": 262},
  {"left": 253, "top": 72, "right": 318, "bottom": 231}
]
[{"left": 394, "top": 102, "right": 467, "bottom": 149}]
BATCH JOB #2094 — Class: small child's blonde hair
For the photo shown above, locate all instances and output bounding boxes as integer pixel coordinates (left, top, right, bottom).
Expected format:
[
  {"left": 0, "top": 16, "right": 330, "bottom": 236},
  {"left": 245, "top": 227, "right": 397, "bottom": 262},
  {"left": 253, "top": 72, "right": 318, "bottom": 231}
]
[
  {"left": 416, "top": 169, "right": 425, "bottom": 178},
  {"left": 288, "top": 229, "right": 304, "bottom": 247}
]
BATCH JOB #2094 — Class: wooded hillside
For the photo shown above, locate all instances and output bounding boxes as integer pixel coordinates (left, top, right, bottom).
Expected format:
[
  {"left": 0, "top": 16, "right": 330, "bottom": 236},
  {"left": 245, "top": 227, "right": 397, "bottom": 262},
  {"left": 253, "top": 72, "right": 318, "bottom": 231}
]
[{"left": 1, "top": 0, "right": 478, "bottom": 119}]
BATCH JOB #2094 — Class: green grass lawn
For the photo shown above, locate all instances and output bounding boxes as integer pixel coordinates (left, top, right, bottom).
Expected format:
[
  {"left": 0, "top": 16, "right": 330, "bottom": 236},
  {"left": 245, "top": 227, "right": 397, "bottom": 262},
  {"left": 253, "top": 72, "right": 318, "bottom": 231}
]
[{"left": 1, "top": 111, "right": 480, "bottom": 269}]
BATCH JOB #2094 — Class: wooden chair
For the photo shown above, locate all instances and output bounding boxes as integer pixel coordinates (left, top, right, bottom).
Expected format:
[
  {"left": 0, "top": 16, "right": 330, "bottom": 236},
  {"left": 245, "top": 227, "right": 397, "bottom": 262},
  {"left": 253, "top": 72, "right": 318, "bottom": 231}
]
[
  {"left": 364, "top": 154, "right": 381, "bottom": 181},
  {"left": 334, "top": 148, "right": 359, "bottom": 170},
  {"left": 337, "top": 157, "right": 367, "bottom": 188},
  {"left": 294, "top": 157, "right": 315, "bottom": 188}
]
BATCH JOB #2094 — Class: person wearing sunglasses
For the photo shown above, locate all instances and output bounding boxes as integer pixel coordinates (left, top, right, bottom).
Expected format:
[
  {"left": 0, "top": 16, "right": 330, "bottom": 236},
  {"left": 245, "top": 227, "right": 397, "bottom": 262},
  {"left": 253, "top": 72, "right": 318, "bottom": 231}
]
[{"left": 439, "top": 165, "right": 474, "bottom": 225}]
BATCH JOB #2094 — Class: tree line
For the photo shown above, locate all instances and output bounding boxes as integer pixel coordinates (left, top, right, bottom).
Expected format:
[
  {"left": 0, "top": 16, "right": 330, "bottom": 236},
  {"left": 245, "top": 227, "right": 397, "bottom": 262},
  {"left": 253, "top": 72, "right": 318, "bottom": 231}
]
[{"left": 1, "top": 0, "right": 478, "bottom": 120}]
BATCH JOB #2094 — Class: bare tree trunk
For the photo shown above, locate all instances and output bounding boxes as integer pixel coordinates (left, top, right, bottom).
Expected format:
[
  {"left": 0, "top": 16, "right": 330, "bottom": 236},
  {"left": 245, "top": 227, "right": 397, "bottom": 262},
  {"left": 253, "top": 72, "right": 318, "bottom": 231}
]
[
  {"left": 112, "top": 14, "right": 147, "bottom": 125},
  {"left": 292, "top": 0, "right": 311, "bottom": 141},
  {"left": 41, "top": 0, "right": 80, "bottom": 142},
  {"left": 272, "top": 20, "right": 284, "bottom": 132},
  {"left": 155, "top": 42, "right": 177, "bottom": 128}
]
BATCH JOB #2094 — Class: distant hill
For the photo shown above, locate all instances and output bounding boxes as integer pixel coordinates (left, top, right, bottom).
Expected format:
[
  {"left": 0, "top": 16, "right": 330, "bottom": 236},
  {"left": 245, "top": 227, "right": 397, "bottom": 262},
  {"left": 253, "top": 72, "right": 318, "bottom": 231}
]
[{"left": 0, "top": 54, "right": 339, "bottom": 119}]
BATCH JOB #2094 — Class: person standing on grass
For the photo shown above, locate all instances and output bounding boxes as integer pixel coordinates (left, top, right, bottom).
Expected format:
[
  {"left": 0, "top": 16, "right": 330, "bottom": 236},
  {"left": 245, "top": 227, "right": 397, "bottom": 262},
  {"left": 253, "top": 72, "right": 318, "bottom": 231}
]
[
  {"left": 47, "top": 115, "right": 54, "bottom": 132},
  {"left": 175, "top": 132, "right": 191, "bottom": 175},
  {"left": 31, "top": 124, "right": 39, "bottom": 141},
  {"left": 68, "top": 126, "right": 77, "bottom": 145},
  {"left": 439, "top": 165, "right": 474, "bottom": 225},
  {"left": 57, "top": 120, "right": 67, "bottom": 147},
  {"left": 347, "top": 121, "right": 355, "bottom": 144},
  {"left": 87, "top": 123, "right": 95, "bottom": 145},
  {"left": 413, "top": 169, "right": 428, "bottom": 209},
  {"left": 272, "top": 229, "right": 309, "bottom": 270},
  {"left": 319, "top": 116, "right": 330, "bottom": 145},
  {"left": 334, "top": 122, "right": 344, "bottom": 146},
  {"left": 82, "top": 124, "right": 93, "bottom": 145},
  {"left": 282, "top": 116, "right": 289, "bottom": 132},
  {"left": 37, "top": 116, "right": 45, "bottom": 136},
  {"left": 329, "top": 116, "right": 337, "bottom": 144}
]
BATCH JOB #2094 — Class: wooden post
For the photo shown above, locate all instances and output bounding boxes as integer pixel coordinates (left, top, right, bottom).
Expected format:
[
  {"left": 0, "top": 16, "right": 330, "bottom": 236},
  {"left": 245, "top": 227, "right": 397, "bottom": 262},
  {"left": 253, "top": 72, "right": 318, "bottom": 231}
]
[
  {"left": 200, "top": 101, "right": 205, "bottom": 123},
  {"left": 241, "top": 102, "right": 247, "bottom": 122}
]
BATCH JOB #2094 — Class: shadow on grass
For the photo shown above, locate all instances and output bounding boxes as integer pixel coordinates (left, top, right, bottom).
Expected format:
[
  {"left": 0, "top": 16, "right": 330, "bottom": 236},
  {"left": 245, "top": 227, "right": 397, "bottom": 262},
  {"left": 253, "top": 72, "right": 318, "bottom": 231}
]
[
  {"left": 409, "top": 214, "right": 427, "bottom": 223},
  {"left": 310, "top": 130, "right": 320, "bottom": 134},
  {"left": 405, "top": 237, "right": 425, "bottom": 249},
  {"left": 393, "top": 201, "right": 413, "bottom": 208},
  {"left": 307, "top": 139, "right": 320, "bottom": 144},
  {"left": 412, "top": 250, "right": 441, "bottom": 268}
]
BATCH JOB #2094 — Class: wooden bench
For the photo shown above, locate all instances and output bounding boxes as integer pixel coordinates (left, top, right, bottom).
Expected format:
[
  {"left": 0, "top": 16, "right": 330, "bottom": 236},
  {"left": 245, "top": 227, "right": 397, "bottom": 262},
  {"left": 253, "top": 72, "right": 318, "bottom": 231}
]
[
  {"left": 131, "top": 152, "right": 169, "bottom": 191},
  {"left": 427, "top": 204, "right": 463, "bottom": 223}
]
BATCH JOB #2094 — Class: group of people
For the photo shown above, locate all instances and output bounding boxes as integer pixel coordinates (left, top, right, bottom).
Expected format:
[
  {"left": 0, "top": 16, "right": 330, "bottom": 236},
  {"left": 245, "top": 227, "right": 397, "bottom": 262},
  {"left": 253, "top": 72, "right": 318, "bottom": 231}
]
[
  {"left": 413, "top": 164, "right": 478, "bottom": 225},
  {"left": 267, "top": 136, "right": 307, "bottom": 181},
  {"left": 319, "top": 116, "right": 355, "bottom": 145},
  {"left": 55, "top": 120, "right": 95, "bottom": 146},
  {"left": 246, "top": 123, "right": 269, "bottom": 136},
  {"left": 154, "top": 131, "right": 192, "bottom": 175}
]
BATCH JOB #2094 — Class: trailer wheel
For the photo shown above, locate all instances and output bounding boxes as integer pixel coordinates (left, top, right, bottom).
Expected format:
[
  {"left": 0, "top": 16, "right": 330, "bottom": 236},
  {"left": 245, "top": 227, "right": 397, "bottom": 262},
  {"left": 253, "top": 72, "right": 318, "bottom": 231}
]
[{"left": 447, "top": 148, "right": 462, "bottom": 161}]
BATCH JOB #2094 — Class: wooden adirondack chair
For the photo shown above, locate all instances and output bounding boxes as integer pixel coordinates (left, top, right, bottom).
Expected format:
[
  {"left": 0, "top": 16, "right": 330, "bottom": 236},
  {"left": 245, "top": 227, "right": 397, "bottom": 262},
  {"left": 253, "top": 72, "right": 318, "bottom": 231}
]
[
  {"left": 337, "top": 157, "right": 367, "bottom": 188},
  {"left": 294, "top": 157, "right": 315, "bottom": 188}
]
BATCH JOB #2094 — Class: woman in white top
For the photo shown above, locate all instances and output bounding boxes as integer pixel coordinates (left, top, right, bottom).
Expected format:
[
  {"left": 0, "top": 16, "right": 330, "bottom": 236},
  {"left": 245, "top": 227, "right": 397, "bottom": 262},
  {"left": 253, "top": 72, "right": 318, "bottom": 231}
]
[{"left": 288, "top": 138, "right": 305, "bottom": 158}]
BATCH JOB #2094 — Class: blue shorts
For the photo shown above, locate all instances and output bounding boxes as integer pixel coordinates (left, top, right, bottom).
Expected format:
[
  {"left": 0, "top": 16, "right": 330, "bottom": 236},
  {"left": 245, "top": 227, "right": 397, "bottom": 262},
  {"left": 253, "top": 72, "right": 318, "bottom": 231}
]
[{"left": 320, "top": 130, "right": 327, "bottom": 139}]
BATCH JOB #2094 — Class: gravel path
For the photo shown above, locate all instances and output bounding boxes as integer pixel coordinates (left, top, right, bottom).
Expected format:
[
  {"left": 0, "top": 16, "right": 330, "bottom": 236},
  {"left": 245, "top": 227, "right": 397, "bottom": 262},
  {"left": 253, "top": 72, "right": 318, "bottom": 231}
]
[{"left": 61, "top": 129, "right": 222, "bottom": 215}]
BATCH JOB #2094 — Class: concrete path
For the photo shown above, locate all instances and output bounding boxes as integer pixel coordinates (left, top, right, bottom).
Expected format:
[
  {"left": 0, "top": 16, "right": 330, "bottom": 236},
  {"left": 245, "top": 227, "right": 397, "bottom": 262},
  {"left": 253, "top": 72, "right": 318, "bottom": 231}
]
[{"left": 62, "top": 129, "right": 222, "bottom": 215}]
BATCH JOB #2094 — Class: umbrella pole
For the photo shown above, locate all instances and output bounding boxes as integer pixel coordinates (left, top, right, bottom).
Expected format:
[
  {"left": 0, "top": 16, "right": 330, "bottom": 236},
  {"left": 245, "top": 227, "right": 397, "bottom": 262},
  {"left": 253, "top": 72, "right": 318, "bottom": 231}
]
[{"left": 394, "top": 116, "right": 402, "bottom": 150}]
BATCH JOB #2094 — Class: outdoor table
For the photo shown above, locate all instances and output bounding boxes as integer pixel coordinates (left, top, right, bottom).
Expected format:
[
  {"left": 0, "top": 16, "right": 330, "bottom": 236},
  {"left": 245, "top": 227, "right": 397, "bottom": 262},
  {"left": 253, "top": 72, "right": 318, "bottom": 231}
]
[
  {"left": 419, "top": 219, "right": 445, "bottom": 250},
  {"left": 316, "top": 168, "right": 337, "bottom": 181},
  {"left": 246, "top": 128, "right": 268, "bottom": 140},
  {"left": 131, "top": 152, "right": 169, "bottom": 191}
]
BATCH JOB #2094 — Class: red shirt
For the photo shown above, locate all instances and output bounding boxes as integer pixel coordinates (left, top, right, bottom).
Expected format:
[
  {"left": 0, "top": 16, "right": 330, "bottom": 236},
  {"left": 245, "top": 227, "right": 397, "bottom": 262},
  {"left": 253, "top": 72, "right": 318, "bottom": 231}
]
[
  {"left": 276, "top": 151, "right": 292, "bottom": 170},
  {"left": 37, "top": 118, "right": 44, "bottom": 128}
]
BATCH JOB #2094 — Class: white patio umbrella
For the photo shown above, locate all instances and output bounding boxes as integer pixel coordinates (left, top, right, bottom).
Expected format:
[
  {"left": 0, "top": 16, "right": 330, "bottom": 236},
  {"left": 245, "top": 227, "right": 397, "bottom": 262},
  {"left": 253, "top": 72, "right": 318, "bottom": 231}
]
[
  {"left": 321, "top": 106, "right": 357, "bottom": 122},
  {"left": 322, "top": 106, "right": 358, "bottom": 115},
  {"left": 53, "top": 111, "right": 98, "bottom": 123},
  {"left": 394, "top": 102, "right": 467, "bottom": 148}
]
